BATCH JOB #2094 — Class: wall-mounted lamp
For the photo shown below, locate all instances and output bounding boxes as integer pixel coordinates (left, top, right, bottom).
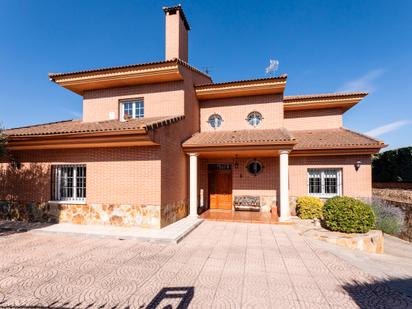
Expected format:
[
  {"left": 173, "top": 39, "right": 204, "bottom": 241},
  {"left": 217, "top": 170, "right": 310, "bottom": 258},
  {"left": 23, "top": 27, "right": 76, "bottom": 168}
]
[
  {"left": 233, "top": 155, "right": 239, "bottom": 169},
  {"left": 10, "top": 159, "right": 21, "bottom": 170},
  {"left": 354, "top": 160, "right": 362, "bottom": 171}
]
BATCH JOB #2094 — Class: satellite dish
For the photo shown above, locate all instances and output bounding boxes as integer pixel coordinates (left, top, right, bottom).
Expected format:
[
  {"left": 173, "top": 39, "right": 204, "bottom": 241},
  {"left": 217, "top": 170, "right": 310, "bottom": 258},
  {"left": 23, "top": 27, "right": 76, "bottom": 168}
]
[{"left": 265, "top": 59, "right": 279, "bottom": 75}]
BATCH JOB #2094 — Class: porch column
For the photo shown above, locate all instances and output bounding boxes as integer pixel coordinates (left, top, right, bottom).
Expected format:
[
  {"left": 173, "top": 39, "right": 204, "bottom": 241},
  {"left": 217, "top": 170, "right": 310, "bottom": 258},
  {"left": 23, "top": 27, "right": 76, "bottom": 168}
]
[
  {"left": 279, "top": 150, "right": 291, "bottom": 222},
  {"left": 188, "top": 153, "right": 199, "bottom": 218}
]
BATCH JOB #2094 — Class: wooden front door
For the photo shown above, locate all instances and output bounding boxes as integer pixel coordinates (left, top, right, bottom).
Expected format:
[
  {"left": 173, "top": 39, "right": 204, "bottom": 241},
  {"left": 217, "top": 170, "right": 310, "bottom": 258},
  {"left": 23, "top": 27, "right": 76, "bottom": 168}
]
[{"left": 208, "top": 164, "right": 232, "bottom": 210}]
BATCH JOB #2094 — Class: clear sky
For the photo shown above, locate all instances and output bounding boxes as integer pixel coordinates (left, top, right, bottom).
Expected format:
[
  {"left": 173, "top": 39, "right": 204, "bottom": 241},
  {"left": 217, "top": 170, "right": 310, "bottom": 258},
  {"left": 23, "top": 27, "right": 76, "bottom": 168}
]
[{"left": 0, "top": 0, "right": 411, "bottom": 149}]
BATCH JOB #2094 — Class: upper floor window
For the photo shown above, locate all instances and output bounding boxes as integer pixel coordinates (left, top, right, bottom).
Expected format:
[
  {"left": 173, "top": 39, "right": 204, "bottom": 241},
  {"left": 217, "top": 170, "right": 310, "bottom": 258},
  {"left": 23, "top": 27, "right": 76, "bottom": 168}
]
[
  {"left": 52, "top": 165, "right": 86, "bottom": 202},
  {"left": 308, "top": 168, "right": 342, "bottom": 197},
  {"left": 247, "top": 111, "right": 262, "bottom": 127},
  {"left": 121, "top": 99, "right": 144, "bottom": 120},
  {"left": 208, "top": 113, "right": 223, "bottom": 129}
]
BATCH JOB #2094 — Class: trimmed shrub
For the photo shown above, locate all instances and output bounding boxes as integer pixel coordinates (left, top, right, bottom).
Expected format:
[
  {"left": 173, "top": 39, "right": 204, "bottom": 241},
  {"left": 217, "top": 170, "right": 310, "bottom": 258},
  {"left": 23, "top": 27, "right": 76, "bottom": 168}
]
[
  {"left": 369, "top": 197, "right": 405, "bottom": 235},
  {"left": 296, "top": 196, "right": 323, "bottom": 219},
  {"left": 323, "top": 196, "right": 375, "bottom": 233}
]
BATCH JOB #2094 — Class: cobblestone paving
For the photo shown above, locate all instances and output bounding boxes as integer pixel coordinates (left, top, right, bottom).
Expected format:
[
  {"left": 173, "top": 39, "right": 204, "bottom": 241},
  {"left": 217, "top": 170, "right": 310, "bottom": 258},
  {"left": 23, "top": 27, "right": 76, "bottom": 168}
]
[{"left": 1, "top": 221, "right": 412, "bottom": 308}]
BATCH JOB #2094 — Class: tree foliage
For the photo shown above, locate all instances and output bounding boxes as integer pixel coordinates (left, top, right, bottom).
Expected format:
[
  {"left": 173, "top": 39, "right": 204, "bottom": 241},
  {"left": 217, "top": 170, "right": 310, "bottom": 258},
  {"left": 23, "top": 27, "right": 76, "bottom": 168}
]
[
  {"left": 0, "top": 127, "right": 6, "bottom": 159},
  {"left": 372, "top": 147, "right": 412, "bottom": 183}
]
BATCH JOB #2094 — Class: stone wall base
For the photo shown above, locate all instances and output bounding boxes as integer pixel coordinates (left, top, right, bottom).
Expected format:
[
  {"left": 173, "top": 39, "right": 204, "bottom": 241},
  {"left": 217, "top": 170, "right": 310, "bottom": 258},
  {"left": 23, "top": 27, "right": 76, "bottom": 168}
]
[
  {"left": 161, "top": 199, "right": 189, "bottom": 228},
  {"left": 0, "top": 201, "right": 166, "bottom": 229}
]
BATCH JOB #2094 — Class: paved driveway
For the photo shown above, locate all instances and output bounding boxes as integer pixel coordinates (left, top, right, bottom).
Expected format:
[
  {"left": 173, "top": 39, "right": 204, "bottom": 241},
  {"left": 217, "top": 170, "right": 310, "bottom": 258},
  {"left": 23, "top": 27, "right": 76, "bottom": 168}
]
[{"left": 1, "top": 221, "right": 411, "bottom": 308}]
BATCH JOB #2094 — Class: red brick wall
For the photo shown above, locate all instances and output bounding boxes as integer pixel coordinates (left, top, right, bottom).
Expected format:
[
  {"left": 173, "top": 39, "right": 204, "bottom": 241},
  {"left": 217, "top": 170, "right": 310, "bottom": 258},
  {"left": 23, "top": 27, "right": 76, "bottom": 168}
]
[
  {"left": 289, "top": 155, "right": 372, "bottom": 198},
  {"left": 1, "top": 147, "right": 161, "bottom": 205},
  {"left": 284, "top": 108, "right": 343, "bottom": 130},
  {"left": 82, "top": 81, "right": 185, "bottom": 122},
  {"left": 200, "top": 94, "right": 284, "bottom": 132}
]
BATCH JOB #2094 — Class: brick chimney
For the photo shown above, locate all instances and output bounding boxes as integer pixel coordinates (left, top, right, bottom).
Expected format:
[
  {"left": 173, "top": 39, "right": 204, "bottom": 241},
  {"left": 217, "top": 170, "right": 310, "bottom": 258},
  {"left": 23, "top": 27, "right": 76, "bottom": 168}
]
[{"left": 163, "top": 5, "right": 190, "bottom": 62}]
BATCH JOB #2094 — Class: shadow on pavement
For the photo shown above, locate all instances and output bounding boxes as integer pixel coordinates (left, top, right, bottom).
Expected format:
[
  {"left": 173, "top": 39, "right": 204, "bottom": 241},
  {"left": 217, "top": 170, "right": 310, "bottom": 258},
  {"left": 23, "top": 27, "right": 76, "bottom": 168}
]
[
  {"left": 0, "top": 287, "right": 195, "bottom": 309},
  {"left": 0, "top": 220, "right": 52, "bottom": 237},
  {"left": 343, "top": 277, "right": 412, "bottom": 308}
]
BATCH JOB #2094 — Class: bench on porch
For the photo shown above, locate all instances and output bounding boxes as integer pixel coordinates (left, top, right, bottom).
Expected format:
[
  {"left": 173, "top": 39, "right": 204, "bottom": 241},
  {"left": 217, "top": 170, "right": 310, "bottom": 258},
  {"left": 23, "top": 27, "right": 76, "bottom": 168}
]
[{"left": 233, "top": 195, "right": 260, "bottom": 212}]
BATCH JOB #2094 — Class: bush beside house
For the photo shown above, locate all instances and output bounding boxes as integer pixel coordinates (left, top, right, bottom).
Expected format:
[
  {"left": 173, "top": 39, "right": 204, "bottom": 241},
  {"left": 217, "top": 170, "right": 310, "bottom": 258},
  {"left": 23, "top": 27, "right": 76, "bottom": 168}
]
[
  {"left": 323, "top": 196, "right": 376, "bottom": 233},
  {"left": 369, "top": 198, "right": 405, "bottom": 235},
  {"left": 296, "top": 196, "right": 323, "bottom": 219}
]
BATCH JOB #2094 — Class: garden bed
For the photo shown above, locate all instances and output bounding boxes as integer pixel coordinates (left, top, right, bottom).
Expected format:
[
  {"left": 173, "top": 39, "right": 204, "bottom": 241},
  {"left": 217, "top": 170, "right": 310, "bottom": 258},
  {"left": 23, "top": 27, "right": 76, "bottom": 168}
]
[{"left": 295, "top": 219, "right": 384, "bottom": 254}]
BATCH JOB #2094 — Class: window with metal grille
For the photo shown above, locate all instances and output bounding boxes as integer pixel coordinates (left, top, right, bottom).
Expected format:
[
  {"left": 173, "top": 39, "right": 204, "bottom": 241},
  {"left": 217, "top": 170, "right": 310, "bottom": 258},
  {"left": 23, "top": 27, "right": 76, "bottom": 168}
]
[
  {"left": 51, "top": 165, "right": 86, "bottom": 201},
  {"left": 308, "top": 169, "right": 341, "bottom": 197},
  {"left": 121, "top": 99, "right": 144, "bottom": 120}
]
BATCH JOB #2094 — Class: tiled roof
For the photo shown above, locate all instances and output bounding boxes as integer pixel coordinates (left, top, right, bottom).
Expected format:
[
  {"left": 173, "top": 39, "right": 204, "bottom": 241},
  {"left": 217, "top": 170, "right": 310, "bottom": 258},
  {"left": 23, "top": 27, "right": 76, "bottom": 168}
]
[
  {"left": 284, "top": 92, "right": 368, "bottom": 101},
  {"left": 183, "top": 129, "right": 295, "bottom": 147},
  {"left": 6, "top": 115, "right": 185, "bottom": 137},
  {"left": 291, "top": 128, "right": 384, "bottom": 150},
  {"left": 182, "top": 127, "right": 384, "bottom": 150},
  {"left": 48, "top": 58, "right": 210, "bottom": 80},
  {"left": 195, "top": 75, "right": 288, "bottom": 89}
]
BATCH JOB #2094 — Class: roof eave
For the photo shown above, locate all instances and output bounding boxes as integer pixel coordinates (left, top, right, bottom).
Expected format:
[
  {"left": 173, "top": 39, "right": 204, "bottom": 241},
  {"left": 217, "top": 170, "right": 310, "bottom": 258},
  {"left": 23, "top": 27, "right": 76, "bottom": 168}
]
[
  {"left": 195, "top": 78, "right": 287, "bottom": 101},
  {"left": 284, "top": 93, "right": 368, "bottom": 112},
  {"left": 6, "top": 131, "right": 158, "bottom": 150}
]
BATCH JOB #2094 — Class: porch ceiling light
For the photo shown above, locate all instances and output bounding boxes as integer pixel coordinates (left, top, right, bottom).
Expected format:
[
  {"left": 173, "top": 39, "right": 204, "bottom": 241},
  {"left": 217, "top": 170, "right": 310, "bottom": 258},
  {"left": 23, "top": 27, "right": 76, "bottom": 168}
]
[
  {"left": 355, "top": 160, "right": 362, "bottom": 171},
  {"left": 233, "top": 155, "right": 239, "bottom": 169}
]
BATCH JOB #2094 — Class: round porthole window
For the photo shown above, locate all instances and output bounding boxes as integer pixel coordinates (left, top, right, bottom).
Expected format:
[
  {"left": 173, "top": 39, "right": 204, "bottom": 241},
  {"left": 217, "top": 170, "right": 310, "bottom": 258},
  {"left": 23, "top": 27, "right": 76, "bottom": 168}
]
[
  {"left": 208, "top": 113, "right": 223, "bottom": 128},
  {"left": 247, "top": 111, "right": 262, "bottom": 127},
  {"left": 246, "top": 159, "right": 263, "bottom": 176}
]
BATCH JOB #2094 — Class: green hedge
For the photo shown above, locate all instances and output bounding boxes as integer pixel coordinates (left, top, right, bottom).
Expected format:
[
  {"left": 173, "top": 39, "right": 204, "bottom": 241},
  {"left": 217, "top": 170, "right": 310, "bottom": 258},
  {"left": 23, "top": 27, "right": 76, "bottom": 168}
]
[
  {"left": 323, "top": 196, "right": 375, "bottom": 233},
  {"left": 373, "top": 147, "right": 412, "bottom": 183},
  {"left": 296, "top": 196, "right": 323, "bottom": 219}
]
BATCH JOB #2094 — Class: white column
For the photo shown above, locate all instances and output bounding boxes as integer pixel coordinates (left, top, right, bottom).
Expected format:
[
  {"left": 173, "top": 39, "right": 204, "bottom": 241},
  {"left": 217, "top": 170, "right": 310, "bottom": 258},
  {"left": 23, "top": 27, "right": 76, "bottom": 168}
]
[
  {"left": 189, "top": 153, "right": 199, "bottom": 218},
  {"left": 279, "top": 150, "right": 291, "bottom": 222}
]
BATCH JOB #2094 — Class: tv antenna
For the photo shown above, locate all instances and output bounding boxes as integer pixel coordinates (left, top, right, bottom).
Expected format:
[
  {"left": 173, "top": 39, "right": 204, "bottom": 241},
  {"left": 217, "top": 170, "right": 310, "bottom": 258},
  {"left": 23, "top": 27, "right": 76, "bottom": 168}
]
[{"left": 265, "top": 59, "right": 279, "bottom": 76}]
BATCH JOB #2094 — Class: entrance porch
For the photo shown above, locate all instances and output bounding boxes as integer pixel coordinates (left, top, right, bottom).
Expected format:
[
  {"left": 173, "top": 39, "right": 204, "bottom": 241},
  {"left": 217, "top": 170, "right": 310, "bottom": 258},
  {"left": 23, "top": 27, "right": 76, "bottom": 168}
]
[{"left": 185, "top": 148, "right": 293, "bottom": 222}]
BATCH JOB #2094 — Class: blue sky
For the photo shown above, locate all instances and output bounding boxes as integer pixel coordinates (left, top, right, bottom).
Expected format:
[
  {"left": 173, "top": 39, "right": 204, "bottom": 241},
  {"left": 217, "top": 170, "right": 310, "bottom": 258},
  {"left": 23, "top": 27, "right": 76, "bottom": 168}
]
[{"left": 0, "top": 0, "right": 411, "bottom": 149}]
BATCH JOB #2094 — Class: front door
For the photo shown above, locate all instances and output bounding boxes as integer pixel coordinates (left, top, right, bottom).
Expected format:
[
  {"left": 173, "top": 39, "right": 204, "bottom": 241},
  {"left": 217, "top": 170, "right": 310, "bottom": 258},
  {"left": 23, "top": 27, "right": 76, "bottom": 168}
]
[{"left": 208, "top": 164, "right": 232, "bottom": 210}]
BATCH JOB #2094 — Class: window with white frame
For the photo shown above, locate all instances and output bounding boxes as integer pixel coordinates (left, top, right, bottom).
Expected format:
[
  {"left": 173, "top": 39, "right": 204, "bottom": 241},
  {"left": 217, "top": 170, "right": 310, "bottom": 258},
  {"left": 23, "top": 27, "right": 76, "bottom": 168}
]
[
  {"left": 121, "top": 99, "right": 144, "bottom": 120},
  {"left": 308, "top": 169, "right": 342, "bottom": 197},
  {"left": 52, "top": 165, "right": 86, "bottom": 201}
]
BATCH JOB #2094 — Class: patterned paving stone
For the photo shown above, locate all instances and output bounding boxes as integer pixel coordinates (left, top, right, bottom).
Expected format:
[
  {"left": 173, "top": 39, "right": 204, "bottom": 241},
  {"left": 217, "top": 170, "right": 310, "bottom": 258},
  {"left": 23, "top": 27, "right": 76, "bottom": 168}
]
[{"left": 0, "top": 221, "right": 411, "bottom": 308}]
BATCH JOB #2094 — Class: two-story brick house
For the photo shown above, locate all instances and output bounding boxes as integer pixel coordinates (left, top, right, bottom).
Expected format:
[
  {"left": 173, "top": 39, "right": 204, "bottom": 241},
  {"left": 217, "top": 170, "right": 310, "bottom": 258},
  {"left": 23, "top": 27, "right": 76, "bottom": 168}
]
[{"left": 1, "top": 5, "right": 385, "bottom": 228}]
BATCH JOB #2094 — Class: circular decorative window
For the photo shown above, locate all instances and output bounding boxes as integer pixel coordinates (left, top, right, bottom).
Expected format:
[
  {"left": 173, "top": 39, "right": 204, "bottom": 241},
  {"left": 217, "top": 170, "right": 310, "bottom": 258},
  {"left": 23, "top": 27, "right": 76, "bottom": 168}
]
[
  {"left": 247, "top": 111, "right": 262, "bottom": 126},
  {"left": 246, "top": 159, "right": 263, "bottom": 176},
  {"left": 208, "top": 113, "right": 223, "bottom": 128}
]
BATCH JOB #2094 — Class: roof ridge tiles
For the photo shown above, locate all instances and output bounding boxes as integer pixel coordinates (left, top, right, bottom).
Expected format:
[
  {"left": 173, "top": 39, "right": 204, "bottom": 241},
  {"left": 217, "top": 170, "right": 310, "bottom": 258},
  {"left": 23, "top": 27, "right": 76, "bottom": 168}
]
[
  {"left": 195, "top": 75, "right": 288, "bottom": 88},
  {"left": 48, "top": 58, "right": 211, "bottom": 80},
  {"left": 6, "top": 119, "right": 76, "bottom": 131}
]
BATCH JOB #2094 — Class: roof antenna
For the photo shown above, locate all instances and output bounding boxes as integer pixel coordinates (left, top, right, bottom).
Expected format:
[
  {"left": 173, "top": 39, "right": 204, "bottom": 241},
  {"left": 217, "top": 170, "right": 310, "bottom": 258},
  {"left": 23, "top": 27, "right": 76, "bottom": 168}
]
[
  {"left": 203, "top": 66, "right": 213, "bottom": 75},
  {"left": 265, "top": 59, "right": 279, "bottom": 76}
]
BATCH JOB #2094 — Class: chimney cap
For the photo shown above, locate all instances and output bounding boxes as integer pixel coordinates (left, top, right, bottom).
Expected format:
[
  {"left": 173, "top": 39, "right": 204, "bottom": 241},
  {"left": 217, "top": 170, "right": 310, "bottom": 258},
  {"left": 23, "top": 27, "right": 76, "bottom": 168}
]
[{"left": 163, "top": 4, "right": 190, "bottom": 30}]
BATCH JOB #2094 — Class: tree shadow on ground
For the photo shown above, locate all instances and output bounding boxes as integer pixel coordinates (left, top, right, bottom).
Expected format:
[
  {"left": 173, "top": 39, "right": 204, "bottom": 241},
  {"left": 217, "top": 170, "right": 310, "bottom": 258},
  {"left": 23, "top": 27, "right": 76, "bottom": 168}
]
[
  {"left": 342, "top": 277, "right": 412, "bottom": 308},
  {"left": 0, "top": 220, "right": 52, "bottom": 237},
  {"left": 0, "top": 163, "right": 60, "bottom": 236},
  {"left": 0, "top": 287, "right": 195, "bottom": 309}
]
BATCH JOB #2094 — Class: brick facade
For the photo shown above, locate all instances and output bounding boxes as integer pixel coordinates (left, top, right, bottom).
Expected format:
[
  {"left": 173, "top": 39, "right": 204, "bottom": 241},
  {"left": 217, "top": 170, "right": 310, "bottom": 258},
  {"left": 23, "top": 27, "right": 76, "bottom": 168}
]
[
  {"left": 200, "top": 94, "right": 284, "bottom": 132},
  {"left": 1, "top": 5, "right": 380, "bottom": 228},
  {"left": 284, "top": 108, "right": 342, "bottom": 130}
]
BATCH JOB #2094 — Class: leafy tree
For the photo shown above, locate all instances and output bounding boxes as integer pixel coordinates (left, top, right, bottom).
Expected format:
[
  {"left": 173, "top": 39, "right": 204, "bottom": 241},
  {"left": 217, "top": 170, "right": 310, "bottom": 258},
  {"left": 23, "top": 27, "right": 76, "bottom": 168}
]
[
  {"left": 372, "top": 147, "right": 412, "bottom": 182},
  {"left": 0, "top": 126, "right": 6, "bottom": 158}
]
